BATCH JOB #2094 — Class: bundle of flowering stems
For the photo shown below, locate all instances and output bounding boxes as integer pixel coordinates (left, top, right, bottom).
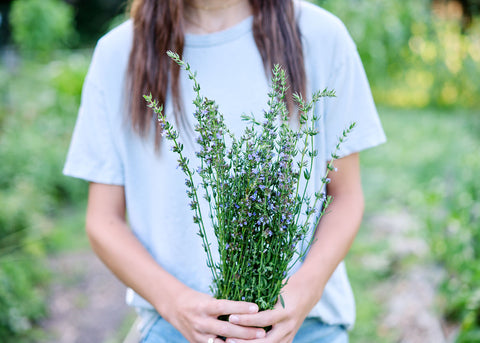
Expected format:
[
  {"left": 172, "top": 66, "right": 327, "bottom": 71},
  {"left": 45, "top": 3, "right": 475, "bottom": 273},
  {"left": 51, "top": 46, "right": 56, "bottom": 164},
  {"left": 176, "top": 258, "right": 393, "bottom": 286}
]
[{"left": 144, "top": 51, "right": 354, "bottom": 311}]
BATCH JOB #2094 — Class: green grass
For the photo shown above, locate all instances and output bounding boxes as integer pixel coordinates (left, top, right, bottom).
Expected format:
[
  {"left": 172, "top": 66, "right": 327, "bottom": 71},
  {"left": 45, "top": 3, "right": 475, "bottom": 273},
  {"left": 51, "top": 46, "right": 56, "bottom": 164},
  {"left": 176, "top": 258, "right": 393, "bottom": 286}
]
[{"left": 347, "top": 106, "right": 480, "bottom": 341}]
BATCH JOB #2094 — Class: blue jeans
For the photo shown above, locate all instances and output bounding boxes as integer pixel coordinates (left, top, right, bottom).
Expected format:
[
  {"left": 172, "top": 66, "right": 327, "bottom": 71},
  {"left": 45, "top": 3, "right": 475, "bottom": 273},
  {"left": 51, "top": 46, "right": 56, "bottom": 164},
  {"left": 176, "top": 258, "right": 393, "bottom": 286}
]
[{"left": 140, "top": 316, "right": 348, "bottom": 343}]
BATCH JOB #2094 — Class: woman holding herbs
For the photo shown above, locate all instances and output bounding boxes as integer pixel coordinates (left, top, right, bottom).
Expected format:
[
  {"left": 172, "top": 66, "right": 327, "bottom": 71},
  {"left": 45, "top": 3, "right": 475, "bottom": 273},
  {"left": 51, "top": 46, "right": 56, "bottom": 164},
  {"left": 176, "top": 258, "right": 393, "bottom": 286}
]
[{"left": 63, "top": 0, "right": 386, "bottom": 342}]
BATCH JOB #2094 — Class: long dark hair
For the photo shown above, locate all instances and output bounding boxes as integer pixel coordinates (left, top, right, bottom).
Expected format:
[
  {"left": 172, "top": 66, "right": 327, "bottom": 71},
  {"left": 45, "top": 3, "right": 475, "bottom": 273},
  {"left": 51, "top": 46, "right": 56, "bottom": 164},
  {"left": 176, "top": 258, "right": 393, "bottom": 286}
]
[{"left": 128, "top": 0, "right": 306, "bottom": 147}]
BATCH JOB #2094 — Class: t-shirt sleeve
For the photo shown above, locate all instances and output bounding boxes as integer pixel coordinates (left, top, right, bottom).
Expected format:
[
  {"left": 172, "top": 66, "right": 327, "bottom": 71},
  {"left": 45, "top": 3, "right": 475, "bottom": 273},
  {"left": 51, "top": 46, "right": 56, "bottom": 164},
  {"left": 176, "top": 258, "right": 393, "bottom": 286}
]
[
  {"left": 323, "top": 24, "right": 386, "bottom": 160},
  {"left": 62, "top": 45, "right": 124, "bottom": 185}
]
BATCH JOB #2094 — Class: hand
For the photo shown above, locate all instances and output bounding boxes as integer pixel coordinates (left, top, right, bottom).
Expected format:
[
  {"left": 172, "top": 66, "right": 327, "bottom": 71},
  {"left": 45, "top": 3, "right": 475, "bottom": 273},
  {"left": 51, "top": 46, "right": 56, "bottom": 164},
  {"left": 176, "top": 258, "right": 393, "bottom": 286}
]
[
  {"left": 163, "top": 287, "right": 267, "bottom": 343},
  {"left": 224, "top": 278, "right": 317, "bottom": 343}
]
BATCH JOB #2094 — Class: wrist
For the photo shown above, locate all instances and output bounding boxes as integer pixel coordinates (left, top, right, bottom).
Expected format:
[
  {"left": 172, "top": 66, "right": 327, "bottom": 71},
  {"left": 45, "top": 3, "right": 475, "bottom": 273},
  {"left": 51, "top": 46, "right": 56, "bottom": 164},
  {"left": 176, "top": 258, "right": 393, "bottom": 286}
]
[
  {"left": 287, "top": 264, "right": 326, "bottom": 309},
  {"left": 149, "top": 271, "right": 191, "bottom": 321}
]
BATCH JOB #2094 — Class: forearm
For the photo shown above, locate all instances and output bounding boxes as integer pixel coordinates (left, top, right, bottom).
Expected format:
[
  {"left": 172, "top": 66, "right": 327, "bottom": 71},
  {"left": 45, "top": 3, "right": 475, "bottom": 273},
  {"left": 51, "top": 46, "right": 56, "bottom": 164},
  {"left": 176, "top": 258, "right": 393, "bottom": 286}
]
[
  {"left": 288, "top": 153, "right": 364, "bottom": 309},
  {"left": 85, "top": 214, "right": 188, "bottom": 317},
  {"left": 290, "top": 189, "right": 364, "bottom": 305},
  {"left": 85, "top": 182, "right": 192, "bottom": 321}
]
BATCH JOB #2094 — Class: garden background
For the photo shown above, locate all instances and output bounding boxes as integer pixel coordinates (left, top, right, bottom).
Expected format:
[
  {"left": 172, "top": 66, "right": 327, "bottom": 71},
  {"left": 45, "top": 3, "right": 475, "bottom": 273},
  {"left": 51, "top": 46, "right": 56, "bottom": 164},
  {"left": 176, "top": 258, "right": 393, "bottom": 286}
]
[{"left": 0, "top": 0, "right": 479, "bottom": 342}]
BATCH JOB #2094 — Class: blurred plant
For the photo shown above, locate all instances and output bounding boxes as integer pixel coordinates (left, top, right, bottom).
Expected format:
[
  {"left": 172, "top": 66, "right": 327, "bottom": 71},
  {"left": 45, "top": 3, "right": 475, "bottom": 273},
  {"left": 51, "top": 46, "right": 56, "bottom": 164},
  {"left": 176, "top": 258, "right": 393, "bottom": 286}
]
[
  {"left": 426, "top": 137, "right": 480, "bottom": 341},
  {"left": 359, "top": 106, "right": 480, "bottom": 340},
  {"left": 317, "top": 0, "right": 480, "bottom": 109},
  {"left": 0, "top": 51, "right": 90, "bottom": 340},
  {"left": 67, "top": 0, "right": 128, "bottom": 45},
  {"left": 0, "top": 190, "right": 48, "bottom": 341},
  {"left": 0, "top": 254, "right": 48, "bottom": 342},
  {"left": 9, "top": 0, "right": 76, "bottom": 58}
]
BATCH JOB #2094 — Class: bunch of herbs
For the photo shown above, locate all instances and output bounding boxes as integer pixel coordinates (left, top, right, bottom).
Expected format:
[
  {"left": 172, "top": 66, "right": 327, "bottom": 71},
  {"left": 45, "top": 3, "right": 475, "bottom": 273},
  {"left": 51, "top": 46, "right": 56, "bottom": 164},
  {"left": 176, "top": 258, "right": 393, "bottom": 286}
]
[{"left": 144, "top": 51, "right": 354, "bottom": 311}]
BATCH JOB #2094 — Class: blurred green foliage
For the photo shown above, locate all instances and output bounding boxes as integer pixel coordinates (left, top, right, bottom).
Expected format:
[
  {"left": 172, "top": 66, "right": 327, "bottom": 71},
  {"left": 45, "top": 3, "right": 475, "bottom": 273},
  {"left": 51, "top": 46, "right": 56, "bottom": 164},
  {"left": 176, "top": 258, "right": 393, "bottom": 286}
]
[
  {"left": 358, "top": 107, "right": 480, "bottom": 340},
  {"left": 426, "top": 133, "right": 480, "bottom": 341},
  {"left": 0, "top": 255, "right": 48, "bottom": 341},
  {"left": 317, "top": 0, "right": 480, "bottom": 109},
  {"left": 9, "top": 0, "right": 76, "bottom": 57},
  {"left": 0, "top": 51, "right": 90, "bottom": 339},
  {"left": 68, "top": 0, "right": 128, "bottom": 45}
]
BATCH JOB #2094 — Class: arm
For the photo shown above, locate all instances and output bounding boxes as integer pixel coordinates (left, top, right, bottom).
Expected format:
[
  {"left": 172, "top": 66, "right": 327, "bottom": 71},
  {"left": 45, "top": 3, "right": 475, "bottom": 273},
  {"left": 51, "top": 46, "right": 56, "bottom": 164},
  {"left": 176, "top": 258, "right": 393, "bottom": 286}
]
[
  {"left": 86, "top": 182, "right": 266, "bottom": 342},
  {"left": 227, "top": 153, "right": 364, "bottom": 342}
]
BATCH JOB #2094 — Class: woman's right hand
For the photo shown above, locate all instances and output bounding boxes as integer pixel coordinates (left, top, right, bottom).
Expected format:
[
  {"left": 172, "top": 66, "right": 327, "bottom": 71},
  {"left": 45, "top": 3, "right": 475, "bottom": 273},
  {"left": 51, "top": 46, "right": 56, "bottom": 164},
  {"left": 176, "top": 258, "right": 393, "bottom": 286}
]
[{"left": 163, "top": 287, "right": 266, "bottom": 343}]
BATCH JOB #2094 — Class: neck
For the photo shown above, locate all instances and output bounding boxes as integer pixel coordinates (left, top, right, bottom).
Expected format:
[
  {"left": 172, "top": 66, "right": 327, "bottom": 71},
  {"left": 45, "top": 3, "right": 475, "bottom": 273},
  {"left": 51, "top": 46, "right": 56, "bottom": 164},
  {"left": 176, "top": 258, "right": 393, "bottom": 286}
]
[{"left": 184, "top": 0, "right": 252, "bottom": 34}]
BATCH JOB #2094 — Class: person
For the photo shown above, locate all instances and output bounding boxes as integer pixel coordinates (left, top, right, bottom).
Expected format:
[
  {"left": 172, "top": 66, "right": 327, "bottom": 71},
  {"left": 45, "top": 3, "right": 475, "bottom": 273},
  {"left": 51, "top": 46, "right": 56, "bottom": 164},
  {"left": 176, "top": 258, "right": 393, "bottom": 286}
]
[{"left": 63, "top": 0, "right": 386, "bottom": 342}]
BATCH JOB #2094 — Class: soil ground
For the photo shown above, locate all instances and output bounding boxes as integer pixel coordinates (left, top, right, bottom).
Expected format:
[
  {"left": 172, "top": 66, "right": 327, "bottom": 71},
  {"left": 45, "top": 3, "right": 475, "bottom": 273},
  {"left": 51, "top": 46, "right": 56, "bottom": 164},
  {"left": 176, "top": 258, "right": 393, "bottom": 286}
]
[{"left": 40, "top": 252, "right": 136, "bottom": 343}]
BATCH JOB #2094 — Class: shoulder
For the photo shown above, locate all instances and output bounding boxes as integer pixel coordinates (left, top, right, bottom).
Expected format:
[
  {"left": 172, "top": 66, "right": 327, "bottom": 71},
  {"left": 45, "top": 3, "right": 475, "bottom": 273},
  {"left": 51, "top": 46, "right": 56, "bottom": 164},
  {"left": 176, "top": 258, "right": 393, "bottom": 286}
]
[
  {"left": 295, "top": 1, "right": 356, "bottom": 58},
  {"left": 86, "top": 20, "right": 133, "bottom": 88},
  {"left": 96, "top": 19, "right": 134, "bottom": 56},
  {"left": 296, "top": 1, "right": 344, "bottom": 31}
]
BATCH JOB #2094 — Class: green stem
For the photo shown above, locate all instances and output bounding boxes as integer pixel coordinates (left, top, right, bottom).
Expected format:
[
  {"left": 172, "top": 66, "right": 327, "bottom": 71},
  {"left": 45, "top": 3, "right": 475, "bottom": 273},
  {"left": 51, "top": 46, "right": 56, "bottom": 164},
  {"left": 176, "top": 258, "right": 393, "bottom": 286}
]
[{"left": 146, "top": 97, "right": 219, "bottom": 283}]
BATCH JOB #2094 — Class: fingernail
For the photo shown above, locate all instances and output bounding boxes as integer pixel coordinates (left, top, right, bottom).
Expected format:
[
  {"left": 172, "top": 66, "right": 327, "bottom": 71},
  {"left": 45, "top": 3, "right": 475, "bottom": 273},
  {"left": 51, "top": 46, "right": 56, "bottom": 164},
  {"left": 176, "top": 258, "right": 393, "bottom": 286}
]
[
  {"left": 229, "top": 315, "right": 239, "bottom": 324},
  {"left": 257, "top": 330, "right": 266, "bottom": 338},
  {"left": 229, "top": 340, "right": 237, "bottom": 343},
  {"left": 249, "top": 305, "right": 258, "bottom": 313}
]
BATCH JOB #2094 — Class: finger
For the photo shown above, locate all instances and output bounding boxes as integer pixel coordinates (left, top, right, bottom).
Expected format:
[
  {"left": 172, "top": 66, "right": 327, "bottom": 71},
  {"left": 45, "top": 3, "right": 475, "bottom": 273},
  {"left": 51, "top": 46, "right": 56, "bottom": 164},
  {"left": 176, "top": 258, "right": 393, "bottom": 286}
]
[
  {"left": 202, "top": 337, "right": 225, "bottom": 343},
  {"left": 228, "top": 309, "right": 283, "bottom": 328},
  {"left": 206, "top": 299, "right": 259, "bottom": 316},
  {"left": 225, "top": 325, "right": 285, "bottom": 343},
  {"left": 202, "top": 336, "right": 224, "bottom": 343},
  {"left": 209, "top": 317, "right": 266, "bottom": 340}
]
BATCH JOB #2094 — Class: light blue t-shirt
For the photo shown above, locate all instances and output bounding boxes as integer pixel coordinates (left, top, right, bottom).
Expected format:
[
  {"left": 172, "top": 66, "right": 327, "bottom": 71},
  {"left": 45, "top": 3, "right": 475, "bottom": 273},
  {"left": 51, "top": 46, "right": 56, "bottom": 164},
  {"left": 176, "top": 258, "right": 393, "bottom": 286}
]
[{"left": 63, "top": 1, "right": 386, "bottom": 329}]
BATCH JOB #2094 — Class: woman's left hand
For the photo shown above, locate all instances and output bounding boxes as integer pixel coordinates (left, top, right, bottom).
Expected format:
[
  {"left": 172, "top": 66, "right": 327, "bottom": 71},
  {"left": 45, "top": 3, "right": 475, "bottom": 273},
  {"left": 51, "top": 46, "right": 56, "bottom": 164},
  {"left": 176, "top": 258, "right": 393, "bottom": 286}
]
[{"left": 224, "top": 277, "right": 318, "bottom": 343}]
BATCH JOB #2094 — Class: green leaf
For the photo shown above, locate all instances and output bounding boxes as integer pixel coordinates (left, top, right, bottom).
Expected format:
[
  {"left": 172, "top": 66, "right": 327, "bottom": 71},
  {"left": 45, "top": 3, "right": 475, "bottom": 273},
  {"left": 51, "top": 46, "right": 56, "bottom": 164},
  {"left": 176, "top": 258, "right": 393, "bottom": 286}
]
[
  {"left": 303, "top": 169, "right": 310, "bottom": 180},
  {"left": 279, "top": 294, "right": 285, "bottom": 308}
]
